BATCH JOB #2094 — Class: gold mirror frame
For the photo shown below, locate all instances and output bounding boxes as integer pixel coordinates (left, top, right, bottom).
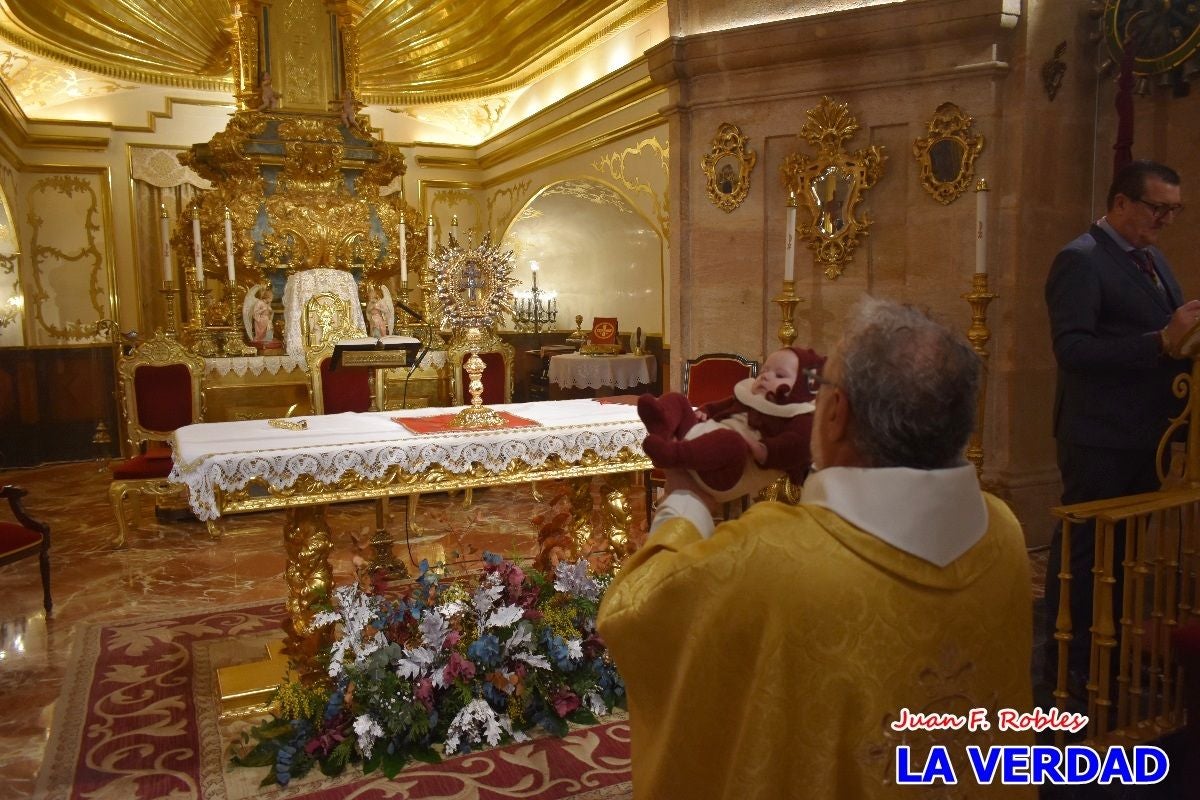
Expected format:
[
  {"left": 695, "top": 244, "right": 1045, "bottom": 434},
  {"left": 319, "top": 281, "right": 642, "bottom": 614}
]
[
  {"left": 701, "top": 123, "right": 756, "bottom": 213},
  {"left": 912, "top": 102, "right": 984, "bottom": 206},
  {"left": 780, "top": 97, "right": 886, "bottom": 280}
]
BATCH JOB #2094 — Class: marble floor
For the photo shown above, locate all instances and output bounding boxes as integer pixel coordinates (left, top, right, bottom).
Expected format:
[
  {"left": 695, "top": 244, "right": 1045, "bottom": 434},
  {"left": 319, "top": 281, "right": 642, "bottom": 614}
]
[{"left": 0, "top": 460, "right": 627, "bottom": 800}]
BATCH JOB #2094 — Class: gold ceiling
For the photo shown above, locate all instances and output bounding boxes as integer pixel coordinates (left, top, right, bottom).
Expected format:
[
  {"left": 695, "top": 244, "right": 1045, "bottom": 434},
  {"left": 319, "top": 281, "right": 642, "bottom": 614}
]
[{"left": 0, "top": 0, "right": 661, "bottom": 105}]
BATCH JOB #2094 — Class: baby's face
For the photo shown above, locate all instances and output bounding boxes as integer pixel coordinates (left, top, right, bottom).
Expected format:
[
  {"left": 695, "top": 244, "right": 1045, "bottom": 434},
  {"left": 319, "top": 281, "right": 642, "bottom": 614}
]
[{"left": 751, "top": 349, "right": 799, "bottom": 397}]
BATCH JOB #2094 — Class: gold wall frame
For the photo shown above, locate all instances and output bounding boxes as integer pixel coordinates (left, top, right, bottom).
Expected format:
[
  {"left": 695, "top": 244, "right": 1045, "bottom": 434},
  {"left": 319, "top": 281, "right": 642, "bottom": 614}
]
[
  {"left": 701, "top": 123, "right": 755, "bottom": 214},
  {"left": 780, "top": 97, "right": 886, "bottom": 280},
  {"left": 912, "top": 102, "right": 984, "bottom": 206}
]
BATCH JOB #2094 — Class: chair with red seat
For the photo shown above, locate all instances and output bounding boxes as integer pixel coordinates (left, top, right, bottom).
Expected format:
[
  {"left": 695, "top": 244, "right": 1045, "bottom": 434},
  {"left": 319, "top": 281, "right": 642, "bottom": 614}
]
[
  {"left": 448, "top": 329, "right": 515, "bottom": 406},
  {"left": 644, "top": 352, "right": 759, "bottom": 526},
  {"left": 109, "top": 331, "right": 205, "bottom": 547},
  {"left": 307, "top": 343, "right": 372, "bottom": 414},
  {"left": 0, "top": 485, "right": 51, "bottom": 613}
]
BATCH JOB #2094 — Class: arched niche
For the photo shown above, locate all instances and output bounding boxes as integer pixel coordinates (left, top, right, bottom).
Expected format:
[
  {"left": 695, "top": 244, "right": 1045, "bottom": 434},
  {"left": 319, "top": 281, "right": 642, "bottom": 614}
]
[{"left": 501, "top": 179, "right": 663, "bottom": 336}]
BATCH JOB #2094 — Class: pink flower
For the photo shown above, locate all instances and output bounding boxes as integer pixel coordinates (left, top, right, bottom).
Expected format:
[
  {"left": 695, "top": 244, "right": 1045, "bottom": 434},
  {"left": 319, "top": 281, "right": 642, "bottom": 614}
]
[
  {"left": 550, "top": 686, "right": 580, "bottom": 718},
  {"left": 415, "top": 678, "right": 434, "bottom": 711},
  {"left": 443, "top": 651, "right": 477, "bottom": 684},
  {"left": 444, "top": 630, "right": 461, "bottom": 649}
]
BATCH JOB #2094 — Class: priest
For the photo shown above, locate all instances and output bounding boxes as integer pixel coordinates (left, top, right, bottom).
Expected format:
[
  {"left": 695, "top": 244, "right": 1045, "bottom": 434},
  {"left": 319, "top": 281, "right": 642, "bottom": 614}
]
[{"left": 598, "top": 297, "right": 1034, "bottom": 799}]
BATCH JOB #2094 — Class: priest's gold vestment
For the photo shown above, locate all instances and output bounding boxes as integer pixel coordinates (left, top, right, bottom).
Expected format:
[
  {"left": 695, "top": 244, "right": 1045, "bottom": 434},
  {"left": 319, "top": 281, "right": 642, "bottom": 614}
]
[{"left": 597, "top": 495, "right": 1034, "bottom": 799}]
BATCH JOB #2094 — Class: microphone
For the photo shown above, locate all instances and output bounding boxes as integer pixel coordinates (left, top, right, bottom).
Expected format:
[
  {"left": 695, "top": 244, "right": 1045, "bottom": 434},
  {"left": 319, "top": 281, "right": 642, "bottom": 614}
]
[{"left": 396, "top": 300, "right": 425, "bottom": 324}]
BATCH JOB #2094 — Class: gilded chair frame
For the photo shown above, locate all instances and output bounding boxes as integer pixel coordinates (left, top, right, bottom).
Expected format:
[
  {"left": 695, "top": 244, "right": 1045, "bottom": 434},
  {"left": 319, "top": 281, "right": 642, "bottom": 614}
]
[
  {"left": 110, "top": 330, "right": 206, "bottom": 547},
  {"left": 447, "top": 328, "right": 515, "bottom": 405}
]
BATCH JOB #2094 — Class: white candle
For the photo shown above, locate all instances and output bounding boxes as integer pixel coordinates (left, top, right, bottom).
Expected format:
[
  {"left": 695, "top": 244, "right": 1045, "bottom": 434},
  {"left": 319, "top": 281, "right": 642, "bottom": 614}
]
[
  {"left": 399, "top": 218, "right": 408, "bottom": 284},
  {"left": 191, "top": 209, "right": 203, "bottom": 283},
  {"left": 223, "top": 208, "right": 235, "bottom": 282},
  {"left": 784, "top": 193, "right": 797, "bottom": 282},
  {"left": 969, "top": 179, "right": 988, "bottom": 273},
  {"left": 427, "top": 214, "right": 434, "bottom": 257},
  {"left": 531, "top": 260, "right": 539, "bottom": 289},
  {"left": 159, "top": 204, "right": 172, "bottom": 283}
]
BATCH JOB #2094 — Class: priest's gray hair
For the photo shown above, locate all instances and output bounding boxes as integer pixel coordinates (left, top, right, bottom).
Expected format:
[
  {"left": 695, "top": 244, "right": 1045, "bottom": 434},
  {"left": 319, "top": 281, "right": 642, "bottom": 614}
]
[{"left": 837, "top": 296, "right": 980, "bottom": 469}]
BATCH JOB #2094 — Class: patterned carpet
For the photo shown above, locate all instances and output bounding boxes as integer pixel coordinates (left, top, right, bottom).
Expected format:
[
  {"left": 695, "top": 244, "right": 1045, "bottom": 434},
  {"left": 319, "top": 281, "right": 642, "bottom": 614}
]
[
  {"left": 34, "top": 600, "right": 631, "bottom": 800},
  {"left": 0, "top": 461, "right": 645, "bottom": 800}
]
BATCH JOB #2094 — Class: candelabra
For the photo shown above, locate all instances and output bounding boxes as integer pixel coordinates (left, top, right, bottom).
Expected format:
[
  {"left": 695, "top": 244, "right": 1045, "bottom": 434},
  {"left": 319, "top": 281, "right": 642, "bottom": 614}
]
[
  {"left": 513, "top": 270, "right": 557, "bottom": 344},
  {"left": 963, "top": 272, "right": 997, "bottom": 476}
]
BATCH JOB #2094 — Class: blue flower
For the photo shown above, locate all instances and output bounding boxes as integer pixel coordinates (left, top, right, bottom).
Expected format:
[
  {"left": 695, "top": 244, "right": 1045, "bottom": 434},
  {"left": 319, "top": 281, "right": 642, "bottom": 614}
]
[
  {"left": 483, "top": 551, "right": 503, "bottom": 566},
  {"left": 467, "top": 634, "right": 501, "bottom": 668},
  {"left": 541, "top": 630, "right": 573, "bottom": 671}
]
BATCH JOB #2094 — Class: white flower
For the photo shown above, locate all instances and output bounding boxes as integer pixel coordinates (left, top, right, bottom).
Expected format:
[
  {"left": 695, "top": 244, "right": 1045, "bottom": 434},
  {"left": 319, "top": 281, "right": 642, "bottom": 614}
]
[
  {"left": 554, "top": 559, "right": 600, "bottom": 602},
  {"left": 566, "top": 638, "right": 583, "bottom": 662},
  {"left": 420, "top": 611, "right": 451, "bottom": 650},
  {"left": 472, "top": 577, "right": 504, "bottom": 626},
  {"left": 353, "top": 713, "right": 385, "bottom": 758},
  {"left": 503, "top": 623, "right": 533, "bottom": 655},
  {"left": 514, "top": 652, "right": 552, "bottom": 670},
  {"left": 444, "top": 699, "right": 504, "bottom": 755},
  {"left": 484, "top": 604, "right": 525, "bottom": 631},
  {"left": 584, "top": 689, "right": 608, "bottom": 717},
  {"left": 396, "top": 645, "right": 436, "bottom": 680}
]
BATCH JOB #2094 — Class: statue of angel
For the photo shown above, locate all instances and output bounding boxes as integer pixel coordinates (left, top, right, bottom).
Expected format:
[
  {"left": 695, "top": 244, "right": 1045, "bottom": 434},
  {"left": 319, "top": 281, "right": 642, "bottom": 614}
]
[
  {"left": 257, "top": 72, "right": 279, "bottom": 111},
  {"left": 365, "top": 283, "right": 394, "bottom": 339},
  {"left": 242, "top": 282, "right": 275, "bottom": 343}
]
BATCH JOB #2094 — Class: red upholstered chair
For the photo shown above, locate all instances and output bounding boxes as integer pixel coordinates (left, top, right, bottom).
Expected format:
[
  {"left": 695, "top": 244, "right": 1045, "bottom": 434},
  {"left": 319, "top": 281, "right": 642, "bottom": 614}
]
[
  {"left": 645, "top": 352, "right": 759, "bottom": 526},
  {"left": 109, "top": 331, "right": 205, "bottom": 547},
  {"left": 449, "top": 330, "right": 515, "bottom": 405},
  {"left": 309, "top": 347, "right": 372, "bottom": 414},
  {"left": 0, "top": 486, "right": 51, "bottom": 614}
]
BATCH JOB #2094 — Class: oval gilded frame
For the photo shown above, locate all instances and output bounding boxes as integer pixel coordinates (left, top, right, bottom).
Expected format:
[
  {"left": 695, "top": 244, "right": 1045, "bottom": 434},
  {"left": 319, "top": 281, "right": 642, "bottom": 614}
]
[
  {"left": 912, "top": 102, "right": 984, "bottom": 206},
  {"left": 701, "top": 123, "right": 756, "bottom": 214}
]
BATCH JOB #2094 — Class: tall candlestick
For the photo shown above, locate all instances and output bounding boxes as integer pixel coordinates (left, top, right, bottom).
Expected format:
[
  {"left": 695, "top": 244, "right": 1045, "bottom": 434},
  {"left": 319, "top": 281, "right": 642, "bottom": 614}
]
[
  {"left": 531, "top": 260, "right": 539, "bottom": 290},
  {"left": 399, "top": 217, "right": 408, "bottom": 284},
  {"left": 784, "top": 191, "right": 797, "bottom": 282},
  {"left": 159, "top": 204, "right": 172, "bottom": 282},
  {"left": 223, "top": 208, "right": 235, "bottom": 282},
  {"left": 191, "top": 207, "right": 203, "bottom": 283},
  {"left": 975, "top": 178, "right": 989, "bottom": 275},
  {"left": 427, "top": 214, "right": 434, "bottom": 257}
]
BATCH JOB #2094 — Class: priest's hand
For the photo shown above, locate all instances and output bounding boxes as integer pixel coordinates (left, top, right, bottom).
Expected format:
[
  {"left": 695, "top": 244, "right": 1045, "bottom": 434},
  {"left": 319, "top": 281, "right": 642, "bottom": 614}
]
[{"left": 662, "top": 468, "right": 718, "bottom": 513}]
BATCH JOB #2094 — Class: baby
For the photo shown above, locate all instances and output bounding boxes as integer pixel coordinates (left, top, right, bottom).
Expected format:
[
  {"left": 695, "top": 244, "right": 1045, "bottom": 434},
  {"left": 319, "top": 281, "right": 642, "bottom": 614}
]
[{"left": 637, "top": 346, "right": 825, "bottom": 502}]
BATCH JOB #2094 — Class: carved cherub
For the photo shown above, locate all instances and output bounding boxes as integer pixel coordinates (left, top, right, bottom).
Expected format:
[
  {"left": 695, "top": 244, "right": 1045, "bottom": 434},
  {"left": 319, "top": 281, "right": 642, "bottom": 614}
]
[{"left": 257, "top": 72, "right": 279, "bottom": 111}]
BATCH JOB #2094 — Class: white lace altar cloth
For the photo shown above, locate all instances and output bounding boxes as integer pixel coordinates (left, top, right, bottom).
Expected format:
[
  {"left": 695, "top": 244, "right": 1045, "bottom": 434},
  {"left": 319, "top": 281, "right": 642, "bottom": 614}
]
[
  {"left": 548, "top": 354, "right": 656, "bottom": 390},
  {"left": 204, "top": 354, "right": 307, "bottom": 377},
  {"left": 169, "top": 398, "right": 647, "bottom": 520},
  {"left": 282, "top": 268, "right": 367, "bottom": 360}
]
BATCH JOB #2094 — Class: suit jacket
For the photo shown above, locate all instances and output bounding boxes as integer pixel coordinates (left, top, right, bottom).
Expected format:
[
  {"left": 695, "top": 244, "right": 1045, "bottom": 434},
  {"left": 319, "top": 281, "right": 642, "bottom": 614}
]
[{"left": 1046, "top": 223, "right": 1187, "bottom": 450}]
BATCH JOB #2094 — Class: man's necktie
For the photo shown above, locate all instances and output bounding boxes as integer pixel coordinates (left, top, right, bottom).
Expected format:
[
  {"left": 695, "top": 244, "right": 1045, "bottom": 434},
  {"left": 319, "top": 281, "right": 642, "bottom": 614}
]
[{"left": 1131, "top": 249, "right": 1164, "bottom": 292}]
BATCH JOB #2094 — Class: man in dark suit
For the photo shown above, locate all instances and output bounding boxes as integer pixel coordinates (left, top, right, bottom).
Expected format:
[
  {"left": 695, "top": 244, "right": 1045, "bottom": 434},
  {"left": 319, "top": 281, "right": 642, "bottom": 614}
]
[{"left": 1045, "top": 160, "right": 1200, "bottom": 682}]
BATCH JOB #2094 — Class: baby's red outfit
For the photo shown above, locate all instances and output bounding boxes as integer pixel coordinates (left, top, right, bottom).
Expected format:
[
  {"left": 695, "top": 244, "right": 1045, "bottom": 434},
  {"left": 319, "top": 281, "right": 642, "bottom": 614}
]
[{"left": 638, "top": 347, "right": 824, "bottom": 498}]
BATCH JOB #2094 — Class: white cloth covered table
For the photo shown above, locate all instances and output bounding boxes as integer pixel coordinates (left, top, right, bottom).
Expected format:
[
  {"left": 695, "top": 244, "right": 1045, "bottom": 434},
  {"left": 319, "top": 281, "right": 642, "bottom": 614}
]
[
  {"left": 204, "top": 354, "right": 307, "bottom": 377},
  {"left": 170, "top": 398, "right": 647, "bottom": 520},
  {"left": 548, "top": 353, "right": 656, "bottom": 390}
]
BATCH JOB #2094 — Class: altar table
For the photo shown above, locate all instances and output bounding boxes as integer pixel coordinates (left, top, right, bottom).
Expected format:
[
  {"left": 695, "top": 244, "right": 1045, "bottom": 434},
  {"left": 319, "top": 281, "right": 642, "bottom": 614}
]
[
  {"left": 169, "top": 398, "right": 650, "bottom": 674},
  {"left": 548, "top": 353, "right": 656, "bottom": 391}
]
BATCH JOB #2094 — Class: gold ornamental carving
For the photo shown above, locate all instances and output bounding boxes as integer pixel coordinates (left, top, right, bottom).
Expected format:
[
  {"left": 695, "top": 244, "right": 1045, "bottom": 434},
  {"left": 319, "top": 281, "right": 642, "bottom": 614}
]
[
  {"left": 780, "top": 97, "right": 886, "bottom": 281},
  {"left": 701, "top": 123, "right": 756, "bottom": 214},
  {"left": 912, "top": 102, "right": 984, "bottom": 206},
  {"left": 593, "top": 137, "right": 669, "bottom": 238},
  {"left": 26, "top": 175, "right": 109, "bottom": 341}
]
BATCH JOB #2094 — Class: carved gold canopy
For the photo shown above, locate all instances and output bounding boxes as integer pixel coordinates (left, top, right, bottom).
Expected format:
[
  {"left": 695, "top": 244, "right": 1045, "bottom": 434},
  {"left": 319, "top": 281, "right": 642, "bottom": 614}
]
[{"left": 780, "top": 97, "right": 887, "bottom": 280}]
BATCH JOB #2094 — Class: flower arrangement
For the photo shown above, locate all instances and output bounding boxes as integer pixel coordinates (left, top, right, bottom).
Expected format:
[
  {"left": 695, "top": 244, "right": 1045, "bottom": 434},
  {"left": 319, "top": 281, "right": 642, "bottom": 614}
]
[{"left": 230, "top": 553, "right": 624, "bottom": 786}]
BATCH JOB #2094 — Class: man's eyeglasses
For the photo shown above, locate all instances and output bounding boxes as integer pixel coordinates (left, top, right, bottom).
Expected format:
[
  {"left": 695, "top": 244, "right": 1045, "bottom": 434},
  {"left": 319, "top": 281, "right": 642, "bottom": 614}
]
[
  {"left": 1132, "top": 197, "right": 1184, "bottom": 219},
  {"left": 803, "top": 368, "right": 835, "bottom": 394}
]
